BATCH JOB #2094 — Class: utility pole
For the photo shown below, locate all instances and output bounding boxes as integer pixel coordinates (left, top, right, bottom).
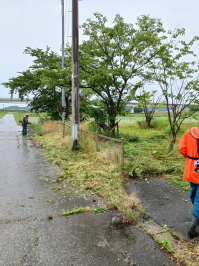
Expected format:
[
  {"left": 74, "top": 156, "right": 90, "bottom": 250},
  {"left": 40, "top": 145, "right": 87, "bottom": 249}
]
[
  {"left": 71, "top": 0, "right": 79, "bottom": 149},
  {"left": 61, "top": 0, "right": 66, "bottom": 122}
]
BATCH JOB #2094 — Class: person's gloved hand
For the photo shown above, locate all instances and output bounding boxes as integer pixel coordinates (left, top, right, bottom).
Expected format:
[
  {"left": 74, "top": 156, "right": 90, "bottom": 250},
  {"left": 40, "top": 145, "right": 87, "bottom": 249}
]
[{"left": 194, "top": 159, "right": 199, "bottom": 167}]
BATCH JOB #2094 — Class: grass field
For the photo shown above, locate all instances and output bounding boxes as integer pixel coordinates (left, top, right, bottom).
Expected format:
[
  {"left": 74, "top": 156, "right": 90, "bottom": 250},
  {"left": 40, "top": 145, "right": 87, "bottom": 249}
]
[
  {"left": 11, "top": 111, "right": 45, "bottom": 125},
  {"left": 117, "top": 113, "right": 197, "bottom": 123},
  {"left": 117, "top": 113, "right": 168, "bottom": 122},
  {"left": 0, "top": 110, "right": 10, "bottom": 119}
]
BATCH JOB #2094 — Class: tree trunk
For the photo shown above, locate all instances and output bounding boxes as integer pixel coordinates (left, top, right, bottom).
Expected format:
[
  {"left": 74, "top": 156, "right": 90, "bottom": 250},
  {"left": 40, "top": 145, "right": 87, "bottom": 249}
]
[
  {"left": 109, "top": 115, "right": 116, "bottom": 136},
  {"left": 168, "top": 138, "right": 176, "bottom": 153},
  {"left": 168, "top": 125, "right": 177, "bottom": 153},
  {"left": 145, "top": 112, "right": 153, "bottom": 127}
]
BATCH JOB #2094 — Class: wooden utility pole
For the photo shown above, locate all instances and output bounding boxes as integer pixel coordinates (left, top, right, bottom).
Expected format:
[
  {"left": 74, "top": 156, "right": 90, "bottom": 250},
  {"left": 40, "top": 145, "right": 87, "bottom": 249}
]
[{"left": 71, "top": 0, "right": 79, "bottom": 149}]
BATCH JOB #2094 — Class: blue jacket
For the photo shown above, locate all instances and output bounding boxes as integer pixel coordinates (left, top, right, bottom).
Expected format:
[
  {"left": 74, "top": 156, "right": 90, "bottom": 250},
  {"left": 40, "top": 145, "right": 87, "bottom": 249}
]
[{"left": 22, "top": 116, "right": 31, "bottom": 127}]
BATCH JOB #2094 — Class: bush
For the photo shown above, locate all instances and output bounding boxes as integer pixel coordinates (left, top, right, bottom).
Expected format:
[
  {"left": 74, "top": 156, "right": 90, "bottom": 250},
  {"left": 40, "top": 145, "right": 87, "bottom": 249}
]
[
  {"left": 137, "top": 118, "right": 169, "bottom": 129},
  {"left": 137, "top": 121, "right": 148, "bottom": 129},
  {"left": 134, "top": 107, "right": 143, "bottom": 113}
]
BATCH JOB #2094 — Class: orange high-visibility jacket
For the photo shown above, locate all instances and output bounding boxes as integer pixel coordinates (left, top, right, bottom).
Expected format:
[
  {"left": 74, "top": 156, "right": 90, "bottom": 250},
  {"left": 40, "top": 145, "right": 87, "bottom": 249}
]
[{"left": 179, "top": 127, "right": 199, "bottom": 184}]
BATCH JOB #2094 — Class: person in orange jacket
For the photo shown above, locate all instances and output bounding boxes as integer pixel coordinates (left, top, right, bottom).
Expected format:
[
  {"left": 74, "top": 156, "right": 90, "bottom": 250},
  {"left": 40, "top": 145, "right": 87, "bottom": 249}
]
[{"left": 179, "top": 127, "right": 199, "bottom": 238}]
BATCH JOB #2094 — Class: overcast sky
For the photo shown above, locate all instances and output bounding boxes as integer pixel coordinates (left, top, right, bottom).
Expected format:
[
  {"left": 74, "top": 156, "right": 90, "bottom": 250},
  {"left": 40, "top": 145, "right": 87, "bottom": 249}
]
[{"left": 1, "top": 0, "right": 199, "bottom": 106}]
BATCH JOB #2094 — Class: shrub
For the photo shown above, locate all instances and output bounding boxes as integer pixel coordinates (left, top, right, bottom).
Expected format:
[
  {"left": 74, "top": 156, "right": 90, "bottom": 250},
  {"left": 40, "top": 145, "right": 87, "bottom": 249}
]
[{"left": 134, "top": 107, "right": 143, "bottom": 113}]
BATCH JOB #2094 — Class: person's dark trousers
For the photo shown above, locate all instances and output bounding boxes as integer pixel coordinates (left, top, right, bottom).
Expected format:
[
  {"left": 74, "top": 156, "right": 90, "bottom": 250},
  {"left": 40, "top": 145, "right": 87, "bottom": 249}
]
[{"left": 22, "top": 126, "right": 27, "bottom": 136}]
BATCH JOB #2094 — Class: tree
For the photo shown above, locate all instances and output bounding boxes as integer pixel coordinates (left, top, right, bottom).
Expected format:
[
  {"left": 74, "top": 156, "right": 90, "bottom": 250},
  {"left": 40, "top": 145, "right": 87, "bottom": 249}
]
[
  {"left": 148, "top": 28, "right": 199, "bottom": 152},
  {"left": 2, "top": 46, "right": 98, "bottom": 120},
  {"left": 79, "top": 13, "right": 167, "bottom": 134},
  {"left": 2, "top": 47, "right": 72, "bottom": 120},
  {"left": 134, "top": 87, "right": 164, "bottom": 127}
]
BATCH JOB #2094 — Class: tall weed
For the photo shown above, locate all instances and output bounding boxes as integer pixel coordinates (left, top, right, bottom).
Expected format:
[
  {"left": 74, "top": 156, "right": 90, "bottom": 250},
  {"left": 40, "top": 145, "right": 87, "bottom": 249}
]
[{"left": 79, "top": 132, "right": 96, "bottom": 153}]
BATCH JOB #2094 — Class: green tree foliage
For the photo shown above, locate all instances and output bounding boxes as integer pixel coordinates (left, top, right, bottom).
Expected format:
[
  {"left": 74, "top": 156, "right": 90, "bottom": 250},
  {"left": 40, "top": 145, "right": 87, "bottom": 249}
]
[
  {"left": 134, "top": 88, "right": 164, "bottom": 127},
  {"left": 2, "top": 46, "right": 98, "bottom": 121},
  {"left": 148, "top": 28, "right": 199, "bottom": 151},
  {"left": 79, "top": 13, "right": 167, "bottom": 133},
  {"left": 2, "top": 46, "right": 72, "bottom": 120},
  {"left": 189, "top": 105, "right": 199, "bottom": 112},
  {"left": 134, "top": 107, "right": 143, "bottom": 114}
]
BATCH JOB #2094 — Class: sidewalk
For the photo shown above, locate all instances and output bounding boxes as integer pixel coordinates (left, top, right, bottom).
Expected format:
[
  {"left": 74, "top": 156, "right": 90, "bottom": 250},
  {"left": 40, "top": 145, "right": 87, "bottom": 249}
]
[{"left": 126, "top": 178, "right": 193, "bottom": 240}]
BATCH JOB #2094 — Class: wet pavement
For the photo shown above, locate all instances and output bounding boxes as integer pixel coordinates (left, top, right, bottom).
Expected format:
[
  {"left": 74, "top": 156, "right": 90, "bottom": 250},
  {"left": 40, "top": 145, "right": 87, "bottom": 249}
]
[
  {"left": 0, "top": 114, "right": 175, "bottom": 266},
  {"left": 126, "top": 178, "right": 194, "bottom": 240}
]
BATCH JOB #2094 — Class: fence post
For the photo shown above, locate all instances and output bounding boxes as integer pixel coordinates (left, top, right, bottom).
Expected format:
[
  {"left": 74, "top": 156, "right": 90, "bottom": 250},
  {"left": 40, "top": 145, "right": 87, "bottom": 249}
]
[
  {"left": 121, "top": 138, "right": 124, "bottom": 167},
  {"left": 96, "top": 131, "right": 98, "bottom": 151}
]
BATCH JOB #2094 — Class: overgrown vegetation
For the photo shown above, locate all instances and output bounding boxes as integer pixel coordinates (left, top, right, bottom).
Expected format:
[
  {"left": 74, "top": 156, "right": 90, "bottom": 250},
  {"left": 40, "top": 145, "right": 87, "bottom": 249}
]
[{"left": 29, "top": 119, "right": 144, "bottom": 221}]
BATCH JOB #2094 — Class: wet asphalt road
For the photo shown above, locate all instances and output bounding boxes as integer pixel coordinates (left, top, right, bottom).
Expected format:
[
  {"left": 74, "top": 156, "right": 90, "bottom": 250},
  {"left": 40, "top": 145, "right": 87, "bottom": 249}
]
[{"left": 0, "top": 114, "right": 175, "bottom": 266}]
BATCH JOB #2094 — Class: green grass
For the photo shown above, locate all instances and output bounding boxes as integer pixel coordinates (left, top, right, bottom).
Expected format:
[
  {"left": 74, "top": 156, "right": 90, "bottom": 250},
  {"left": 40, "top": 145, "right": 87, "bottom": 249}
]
[
  {"left": 117, "top": 119, "right": 198, "bottom": 181},
  {"left": 63, "top": 207, "right": 89, "bottom": 216},
  {"left": 13, "top": 111, "right": 27, "bottom": 125},
  {"left": 156, "top": 233, "right": 174, "bottom": 254},
  {"left": 0, "top": 110, "right": 10, "bottom": 119},
  {"left": 93, "top": 207, "right": 107, "bottom": 214},
  {"left": 12, "top": 111, "right": 46, "bottom": 125},
  {"left": 117, "top": 113, "right": 169, "bottom": 123}
]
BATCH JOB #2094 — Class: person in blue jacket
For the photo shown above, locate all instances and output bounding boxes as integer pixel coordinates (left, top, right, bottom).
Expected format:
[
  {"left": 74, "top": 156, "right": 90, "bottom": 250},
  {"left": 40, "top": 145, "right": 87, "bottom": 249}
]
[{"left": 21, "top": 113, "right": 31, "bottom": 136}]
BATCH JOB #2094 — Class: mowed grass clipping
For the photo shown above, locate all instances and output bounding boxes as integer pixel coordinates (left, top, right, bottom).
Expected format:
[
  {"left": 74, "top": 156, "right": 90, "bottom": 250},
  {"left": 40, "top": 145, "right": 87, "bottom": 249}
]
[{"left": 31, "top": 120, "right": 143, "bottom": 221}]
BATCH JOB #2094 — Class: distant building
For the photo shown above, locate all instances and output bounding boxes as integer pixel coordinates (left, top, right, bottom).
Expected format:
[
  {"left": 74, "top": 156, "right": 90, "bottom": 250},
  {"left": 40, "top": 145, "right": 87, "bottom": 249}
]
[{"left": 2, "top": 106, "right": 31, "bottom": 111}]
